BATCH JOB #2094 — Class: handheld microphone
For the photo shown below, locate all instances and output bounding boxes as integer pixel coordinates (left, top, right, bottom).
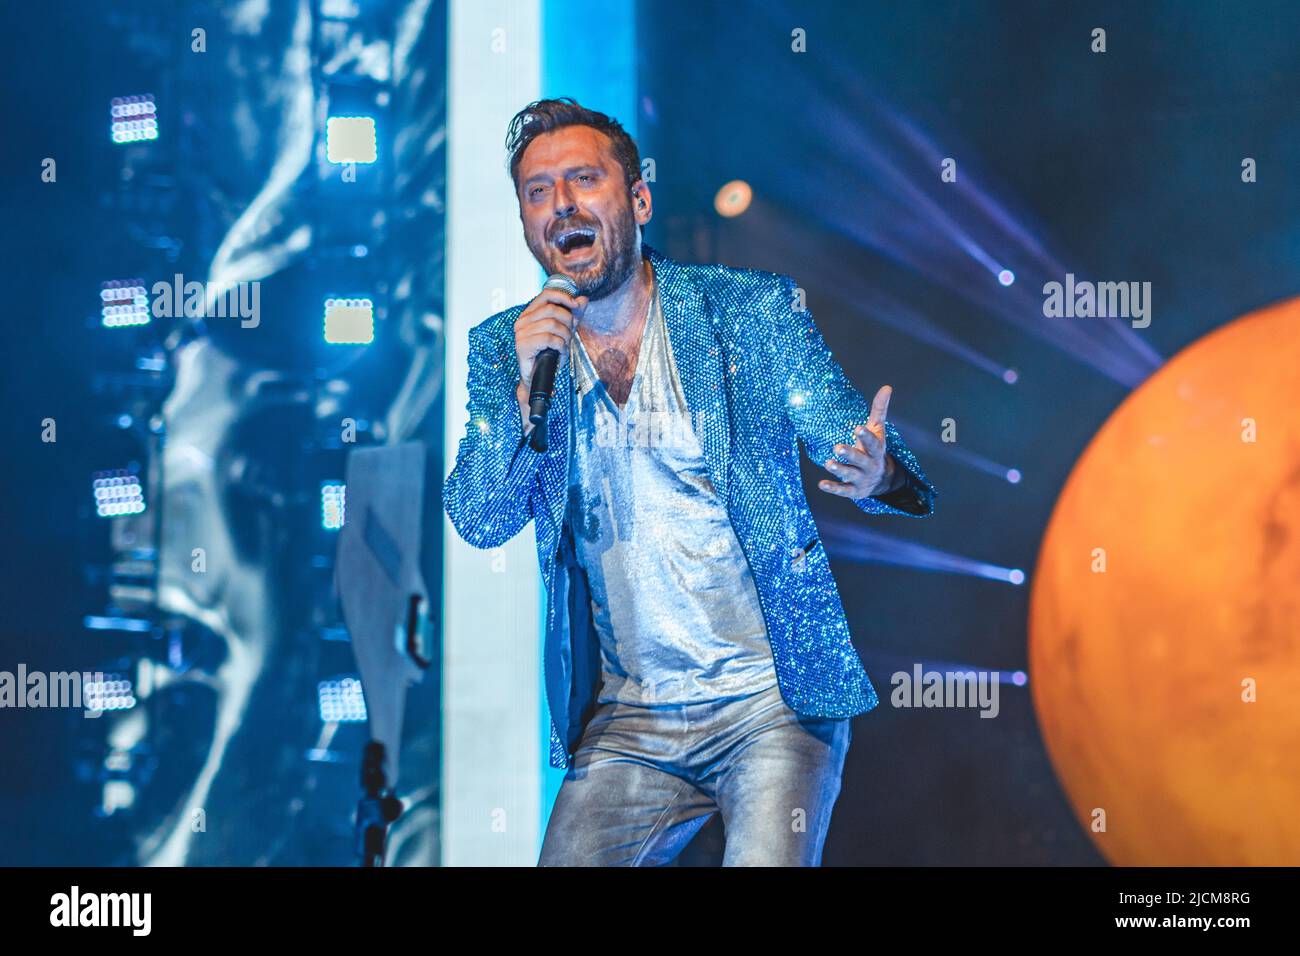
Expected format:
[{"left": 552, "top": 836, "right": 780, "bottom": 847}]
[{"left": 527, "top": 273, "right": 580, "bottom": 452}]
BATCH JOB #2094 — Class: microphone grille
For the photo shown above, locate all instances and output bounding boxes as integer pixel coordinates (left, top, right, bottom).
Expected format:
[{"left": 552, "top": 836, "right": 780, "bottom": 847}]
[{"left": 543, "top": 274, "right": 579, "bottom": 296}]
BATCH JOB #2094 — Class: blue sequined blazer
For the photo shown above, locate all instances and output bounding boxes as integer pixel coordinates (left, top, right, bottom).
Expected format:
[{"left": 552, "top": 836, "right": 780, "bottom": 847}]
[{"left": 444, "top": 244, "right": 937, "bottom": 769}]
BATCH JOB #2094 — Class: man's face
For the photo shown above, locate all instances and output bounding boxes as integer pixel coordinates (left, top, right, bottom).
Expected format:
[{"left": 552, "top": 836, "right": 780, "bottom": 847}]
[{"left": 516, "top": 125, "right": 651, "bottom": 300}]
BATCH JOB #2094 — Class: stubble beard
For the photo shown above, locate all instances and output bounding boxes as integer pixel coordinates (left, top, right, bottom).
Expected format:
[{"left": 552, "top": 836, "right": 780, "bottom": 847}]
[{"left": 528, "top": 199, "right": 641, "bottom": 302}]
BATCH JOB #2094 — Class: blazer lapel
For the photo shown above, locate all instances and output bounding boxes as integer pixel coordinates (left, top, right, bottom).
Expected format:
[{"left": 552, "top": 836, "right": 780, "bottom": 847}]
[
  {"left": 647, "top": 246, "right": 732, "bottom": 504},
  {"left": 541, "top": 354, "right": 572, "bottom": 539}
]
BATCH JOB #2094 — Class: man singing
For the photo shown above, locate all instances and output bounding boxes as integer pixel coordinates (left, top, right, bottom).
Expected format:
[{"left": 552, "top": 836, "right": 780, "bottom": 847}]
[{"left": 443, "top": 97, "right": 937, "bottom": 866}]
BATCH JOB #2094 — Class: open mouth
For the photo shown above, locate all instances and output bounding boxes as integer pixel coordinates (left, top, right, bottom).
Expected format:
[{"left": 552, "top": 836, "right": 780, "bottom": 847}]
[{"left": 552, "top": 226, "right": 597, "bottom": 256}]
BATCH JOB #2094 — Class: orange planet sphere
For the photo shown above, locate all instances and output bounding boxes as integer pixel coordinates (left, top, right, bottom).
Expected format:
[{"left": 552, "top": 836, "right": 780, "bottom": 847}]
[{"left": 1029, "top": 297, "right": 1300, "bottom": 865}]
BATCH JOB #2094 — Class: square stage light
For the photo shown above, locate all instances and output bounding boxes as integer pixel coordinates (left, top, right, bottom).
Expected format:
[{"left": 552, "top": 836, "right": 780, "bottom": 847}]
[
  {"left": 325, "top": 116, "right": 377, "bottom": 164},
  {"left": 323, "top": 297, "right": 374, "bottom": 344}
]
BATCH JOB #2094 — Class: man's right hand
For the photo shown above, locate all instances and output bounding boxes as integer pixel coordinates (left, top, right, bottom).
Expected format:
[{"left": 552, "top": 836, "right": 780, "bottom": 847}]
[{"left": 513, "top": 286, "right": 588, "bottom": 428}]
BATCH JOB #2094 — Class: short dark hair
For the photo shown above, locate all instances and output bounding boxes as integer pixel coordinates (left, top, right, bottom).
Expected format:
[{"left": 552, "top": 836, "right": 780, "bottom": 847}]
[{"left": 505, "top": 96, "right": 644, "bottom": 199}]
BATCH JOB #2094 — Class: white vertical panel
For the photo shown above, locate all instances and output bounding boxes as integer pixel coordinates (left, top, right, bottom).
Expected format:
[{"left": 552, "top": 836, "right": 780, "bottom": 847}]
[{"left": 443, "top": 0, "right": 542, "bottom": 867}]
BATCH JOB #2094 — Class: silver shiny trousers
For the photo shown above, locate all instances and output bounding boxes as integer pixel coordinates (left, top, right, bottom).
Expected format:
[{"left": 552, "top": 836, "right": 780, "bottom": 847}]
[{"left": 537, "top": 682, "right": 852, "bottom": 866}]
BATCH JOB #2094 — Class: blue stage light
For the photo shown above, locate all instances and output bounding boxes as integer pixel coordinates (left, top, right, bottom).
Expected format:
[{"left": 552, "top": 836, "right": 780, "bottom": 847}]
[
  {"left": 822, "top": 524, "right": 1029, "bottom": 586},
  {"left": 1006, "top": 468, "right": 1022, "bottom": 484},
  {"left": 101, "top": 280, "right": 151, "bottom": 328},
  {"left": 997, "top": 269, "right": 1015, "bottom": 286},
  {"left": 321, "top": 482, "right": 346, "bottom": 530},
  {"left": 317, "top": 677, "right": 367, "bottom": 723},
  {"left": 84, "top": 674, "right": 137, "bottom": 712},
  {"left": 323, "top": 297, "right": 374, "bottom": 344},
  {"left": 325, "top": 116, "right": 377, "bottom": 164},
  {"left": 83, "top": 616, "right": 152, "bottom": 633},
  {"left": 93, "top": 469, "right": 145, "bottom": 517},
  {"left": 110, "top": 95, "right": 157, "bottom": 144}
]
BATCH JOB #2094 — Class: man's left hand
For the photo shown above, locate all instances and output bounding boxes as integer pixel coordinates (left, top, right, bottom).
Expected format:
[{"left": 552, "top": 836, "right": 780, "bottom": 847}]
[{"left": 818, "top": 384, "right": 900, "bottom": 499}]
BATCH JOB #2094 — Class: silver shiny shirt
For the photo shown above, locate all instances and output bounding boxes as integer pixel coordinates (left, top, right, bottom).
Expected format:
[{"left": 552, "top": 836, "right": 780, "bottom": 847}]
[{"left": 566, "top": 278, "right": 779, "bottom": 706}]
